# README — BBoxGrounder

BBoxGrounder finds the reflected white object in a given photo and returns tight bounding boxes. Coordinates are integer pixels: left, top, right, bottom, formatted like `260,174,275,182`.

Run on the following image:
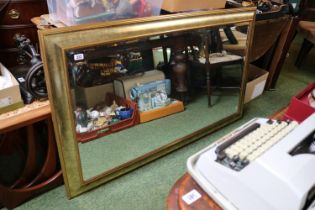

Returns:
187,113,315,210
76,124,89,133
104,107,112,116
199,53,242,64
76,121,94,133
89,110,100,119
152,48,171,67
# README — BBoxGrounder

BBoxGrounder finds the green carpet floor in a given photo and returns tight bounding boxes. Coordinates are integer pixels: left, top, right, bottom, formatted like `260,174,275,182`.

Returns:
12,35,315,210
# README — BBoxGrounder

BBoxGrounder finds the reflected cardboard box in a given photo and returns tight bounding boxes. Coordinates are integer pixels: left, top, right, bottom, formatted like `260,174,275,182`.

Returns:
113,70,165,100
0,63,23,114
244,64,269,104
283,82,315,123
72,83,114,108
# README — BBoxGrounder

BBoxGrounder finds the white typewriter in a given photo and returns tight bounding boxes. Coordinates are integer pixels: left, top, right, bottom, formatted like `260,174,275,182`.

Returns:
187,113,315,210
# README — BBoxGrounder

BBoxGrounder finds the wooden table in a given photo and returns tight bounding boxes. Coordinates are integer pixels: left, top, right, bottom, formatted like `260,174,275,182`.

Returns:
167,173,222,210
0,100,62,209
166,107,288,210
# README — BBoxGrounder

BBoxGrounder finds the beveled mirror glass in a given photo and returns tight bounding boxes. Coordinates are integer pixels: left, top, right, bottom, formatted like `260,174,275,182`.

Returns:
39,8,255,198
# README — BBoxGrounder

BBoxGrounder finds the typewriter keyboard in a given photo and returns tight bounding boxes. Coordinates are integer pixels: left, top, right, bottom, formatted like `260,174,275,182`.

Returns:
215,119,299,171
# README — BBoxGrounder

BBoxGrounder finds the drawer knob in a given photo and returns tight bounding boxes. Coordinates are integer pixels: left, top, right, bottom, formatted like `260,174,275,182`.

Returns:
8,9,20,20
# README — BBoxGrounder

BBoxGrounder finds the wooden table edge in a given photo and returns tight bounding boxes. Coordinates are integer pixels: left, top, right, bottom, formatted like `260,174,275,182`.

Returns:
0,103,51,133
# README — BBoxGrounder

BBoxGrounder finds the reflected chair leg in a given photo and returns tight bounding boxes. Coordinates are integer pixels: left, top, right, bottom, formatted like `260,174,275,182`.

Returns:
295,39,314,68
203,33,211,107
160,35,168,65
162,46,168,64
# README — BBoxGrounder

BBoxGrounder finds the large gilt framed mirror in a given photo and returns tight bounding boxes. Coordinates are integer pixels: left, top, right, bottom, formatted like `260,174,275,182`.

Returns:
39,8,255,198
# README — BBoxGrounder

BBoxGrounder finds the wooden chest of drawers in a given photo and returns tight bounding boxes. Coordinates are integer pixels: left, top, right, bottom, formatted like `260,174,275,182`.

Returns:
0,0,48,67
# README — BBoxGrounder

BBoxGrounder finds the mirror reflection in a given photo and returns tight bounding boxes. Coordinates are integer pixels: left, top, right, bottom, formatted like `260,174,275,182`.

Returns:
66,24,249,180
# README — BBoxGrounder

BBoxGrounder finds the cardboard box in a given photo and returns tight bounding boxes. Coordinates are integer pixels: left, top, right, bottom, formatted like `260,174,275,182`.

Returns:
140,100,184,123
162,0,226,12
72,83,114,108
0,63,23,114
113,70,165,100
244,64,269,104
283,82,315,123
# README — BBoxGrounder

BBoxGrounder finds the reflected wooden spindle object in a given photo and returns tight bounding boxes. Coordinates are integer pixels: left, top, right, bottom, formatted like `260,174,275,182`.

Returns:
203,33,212,107
172,53,188,102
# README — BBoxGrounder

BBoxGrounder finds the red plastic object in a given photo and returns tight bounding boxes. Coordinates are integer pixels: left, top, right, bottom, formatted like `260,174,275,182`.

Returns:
283,82,315,123
77,93,140,143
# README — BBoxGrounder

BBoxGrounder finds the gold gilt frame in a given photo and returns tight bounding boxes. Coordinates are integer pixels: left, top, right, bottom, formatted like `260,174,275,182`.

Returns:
39,8,255,198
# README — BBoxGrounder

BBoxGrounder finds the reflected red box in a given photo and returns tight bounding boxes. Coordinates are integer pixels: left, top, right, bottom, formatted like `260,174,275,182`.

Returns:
283,82,315,123
77,93,140,143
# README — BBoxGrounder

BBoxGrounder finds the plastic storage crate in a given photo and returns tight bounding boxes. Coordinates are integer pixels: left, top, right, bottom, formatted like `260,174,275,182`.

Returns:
47,0,163,26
